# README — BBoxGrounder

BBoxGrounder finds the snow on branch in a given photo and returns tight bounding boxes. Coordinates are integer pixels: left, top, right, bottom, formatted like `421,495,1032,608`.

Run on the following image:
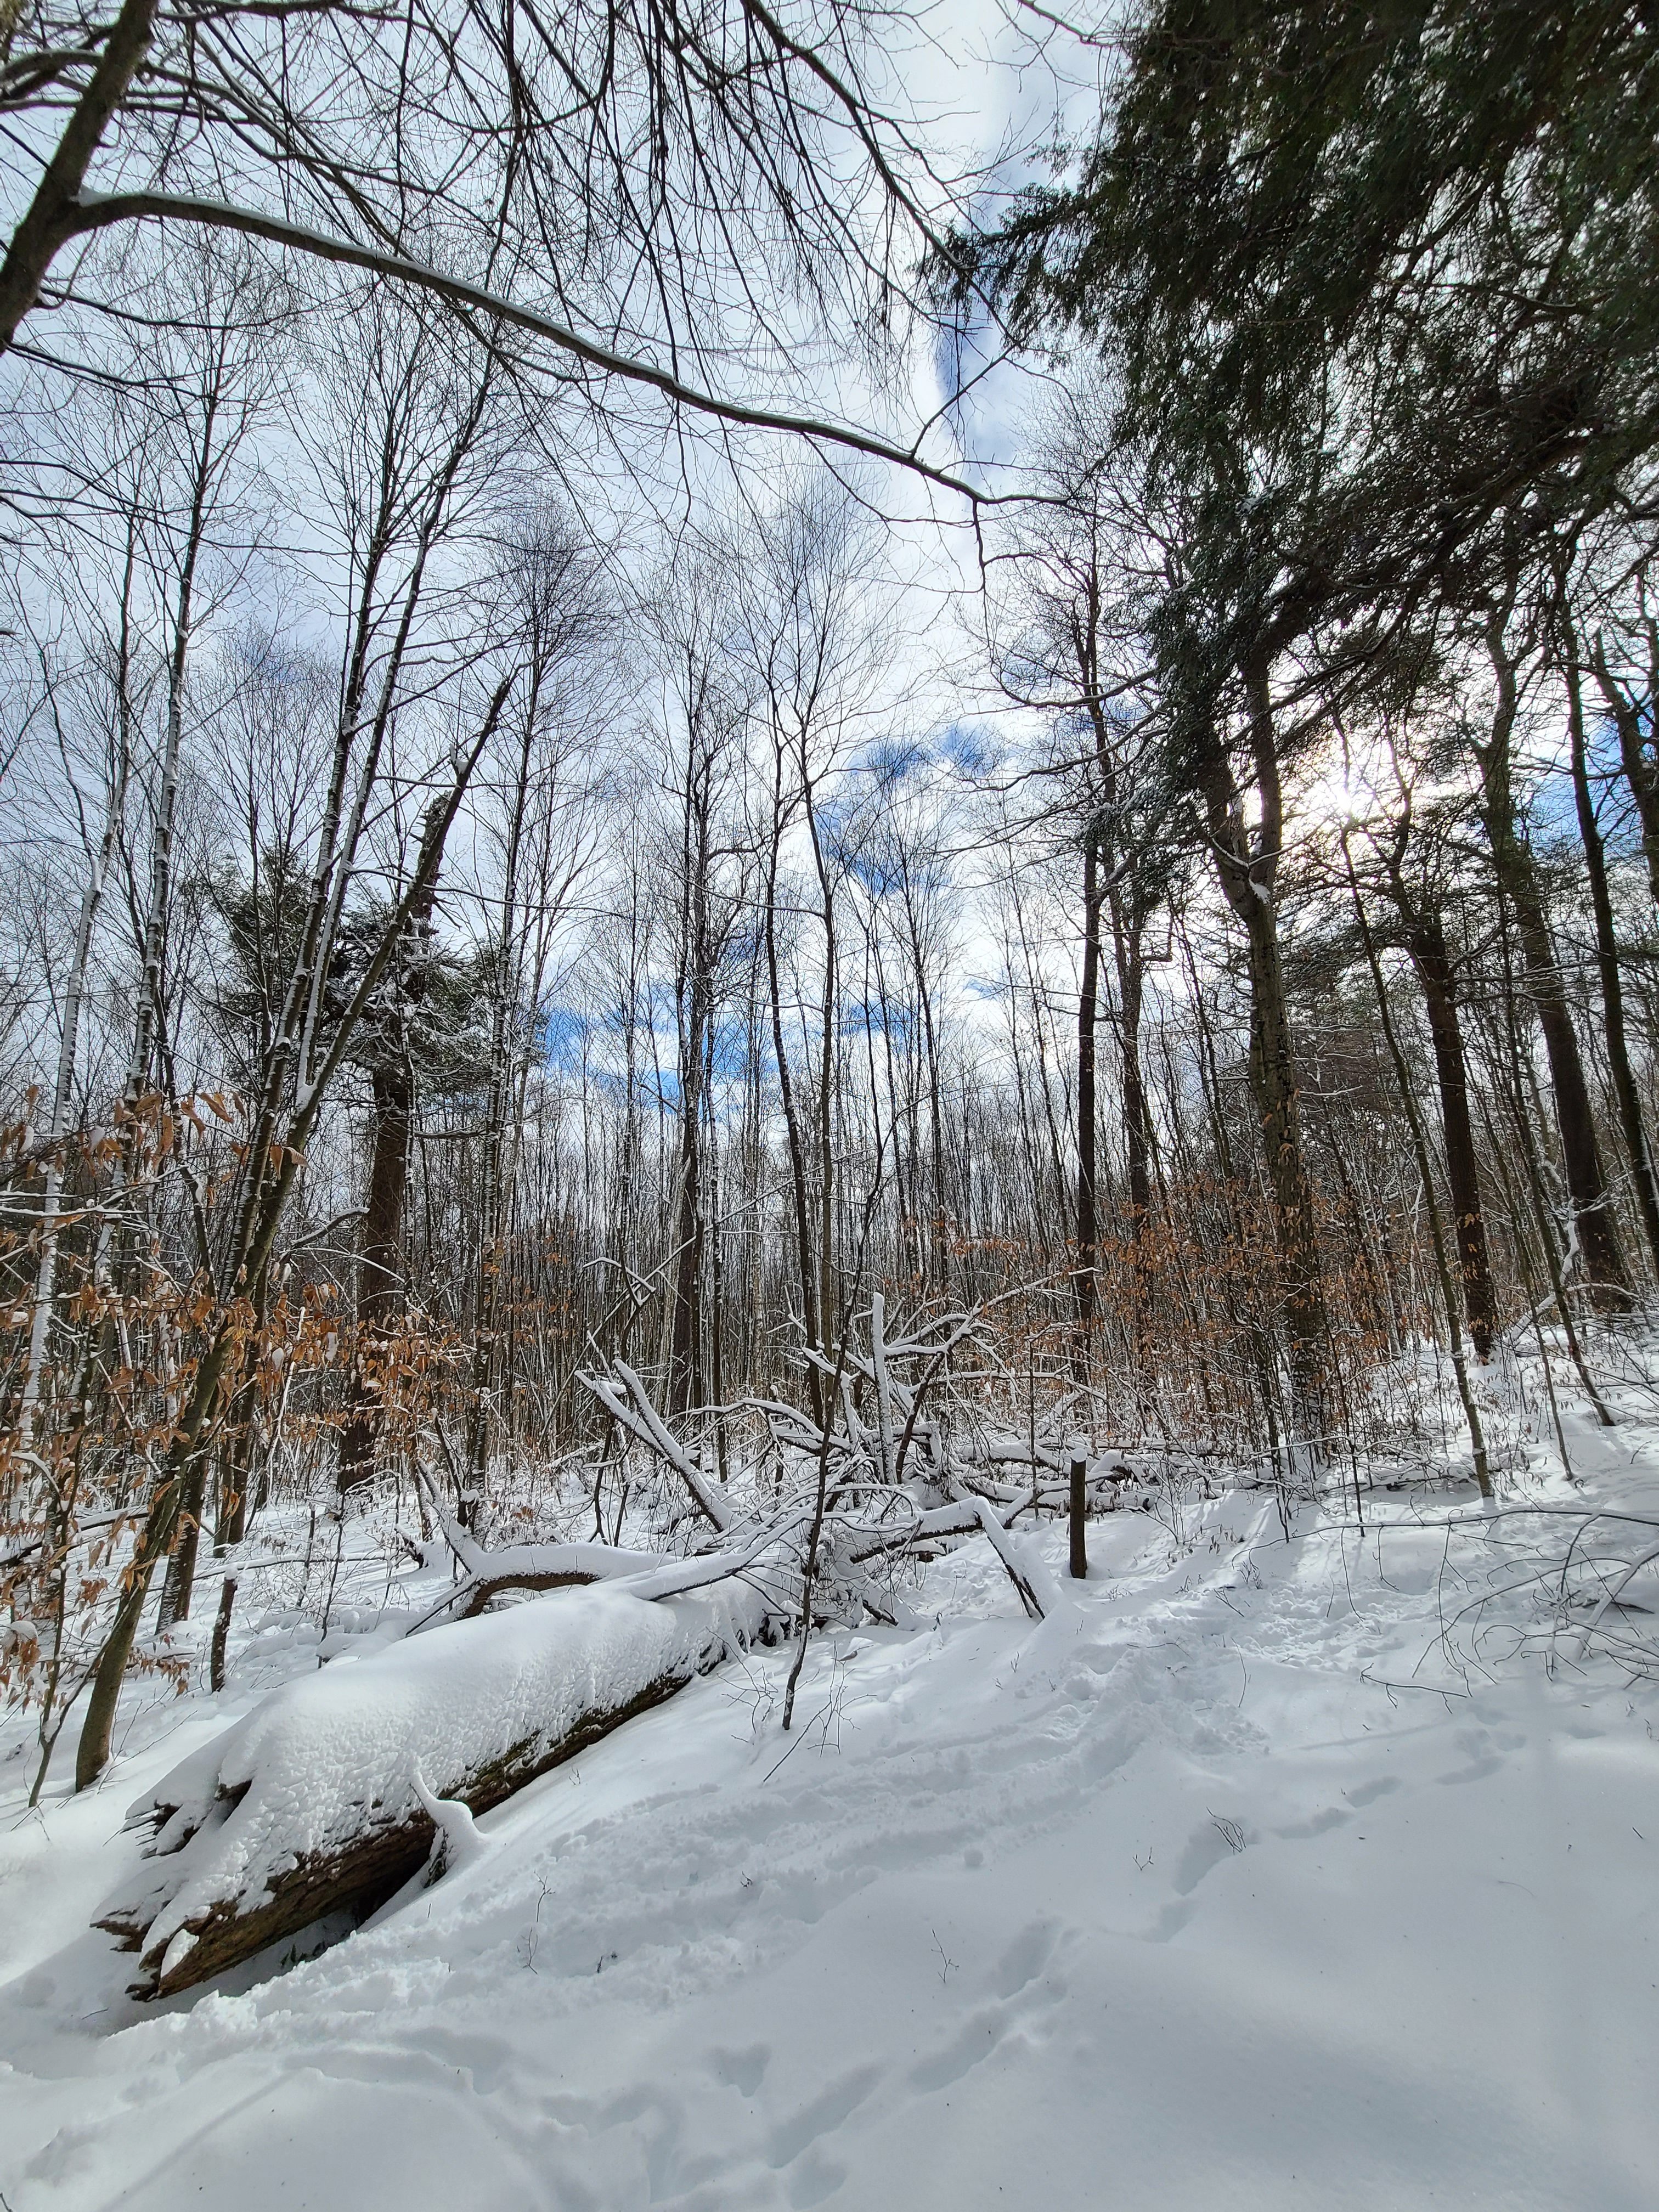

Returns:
579,1361,737,1532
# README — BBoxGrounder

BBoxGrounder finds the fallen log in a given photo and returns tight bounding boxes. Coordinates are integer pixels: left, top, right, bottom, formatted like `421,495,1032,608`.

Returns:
95,1577,769,2000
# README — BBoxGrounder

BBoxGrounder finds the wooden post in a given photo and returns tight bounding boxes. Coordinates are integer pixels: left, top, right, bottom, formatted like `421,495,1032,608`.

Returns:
1069,1453,1088,1581
210,1575,237,1694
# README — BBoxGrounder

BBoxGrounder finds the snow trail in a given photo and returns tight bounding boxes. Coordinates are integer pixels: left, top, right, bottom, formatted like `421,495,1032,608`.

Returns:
2,1480,1656,2209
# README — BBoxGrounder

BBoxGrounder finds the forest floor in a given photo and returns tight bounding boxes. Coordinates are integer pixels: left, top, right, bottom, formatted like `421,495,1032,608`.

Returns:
1,1415,1656,2209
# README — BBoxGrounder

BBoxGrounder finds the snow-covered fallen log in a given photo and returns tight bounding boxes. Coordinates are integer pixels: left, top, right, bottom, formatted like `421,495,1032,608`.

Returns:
95,1578,769,2000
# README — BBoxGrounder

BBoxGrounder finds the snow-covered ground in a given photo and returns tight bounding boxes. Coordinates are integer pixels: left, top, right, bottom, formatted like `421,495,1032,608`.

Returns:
3,1426,1657,2210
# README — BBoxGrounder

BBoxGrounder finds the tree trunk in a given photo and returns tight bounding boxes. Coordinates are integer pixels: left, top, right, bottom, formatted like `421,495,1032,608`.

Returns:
668,736,718,1416
1592,635,1659,907
1481,612,1630,1312
1111,904,1152,1233
668,974,707,1414
155,1449,207,1629
468,705,535,1488
764,758,820,1415
1396,911,1497,1361
0,0,159,355
77,697,509,1792
341,802,450,1498
18,682,129,1440
1348,856,1492,1495
338,1056,415,1495
1566,654,1659,1277
1239,872,1325,1438
1074,831,1103,1366
1199,675,1327,1455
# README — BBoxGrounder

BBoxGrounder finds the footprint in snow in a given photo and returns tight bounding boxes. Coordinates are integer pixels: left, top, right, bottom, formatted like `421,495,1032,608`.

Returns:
909,1922,1069,2094
1273,1805,1351,1841
787,2146,849,2209
710,2042,770,2097
1434,1753,1505,1786
992,1915,1059,1998
1171,1816,1251,1897
1345,1775,1401,1808
766,2063,881,2169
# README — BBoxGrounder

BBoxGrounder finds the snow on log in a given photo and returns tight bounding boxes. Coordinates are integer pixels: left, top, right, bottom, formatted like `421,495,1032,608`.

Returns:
95,1578,768,2000
432,1534,667,1620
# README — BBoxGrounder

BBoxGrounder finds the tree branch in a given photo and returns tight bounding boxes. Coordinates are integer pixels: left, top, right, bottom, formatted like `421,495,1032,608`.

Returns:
61,187,986,503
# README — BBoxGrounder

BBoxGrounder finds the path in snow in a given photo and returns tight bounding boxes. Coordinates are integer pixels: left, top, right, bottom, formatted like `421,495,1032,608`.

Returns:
1,1476,1656,2210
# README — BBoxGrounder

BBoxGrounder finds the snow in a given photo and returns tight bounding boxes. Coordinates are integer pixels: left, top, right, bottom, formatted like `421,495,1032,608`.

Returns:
3,1460,1658,2209
97,1577,770,1980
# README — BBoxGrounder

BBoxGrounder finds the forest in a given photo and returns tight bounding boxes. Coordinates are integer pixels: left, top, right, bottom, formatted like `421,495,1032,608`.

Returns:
1,3,1657,2204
